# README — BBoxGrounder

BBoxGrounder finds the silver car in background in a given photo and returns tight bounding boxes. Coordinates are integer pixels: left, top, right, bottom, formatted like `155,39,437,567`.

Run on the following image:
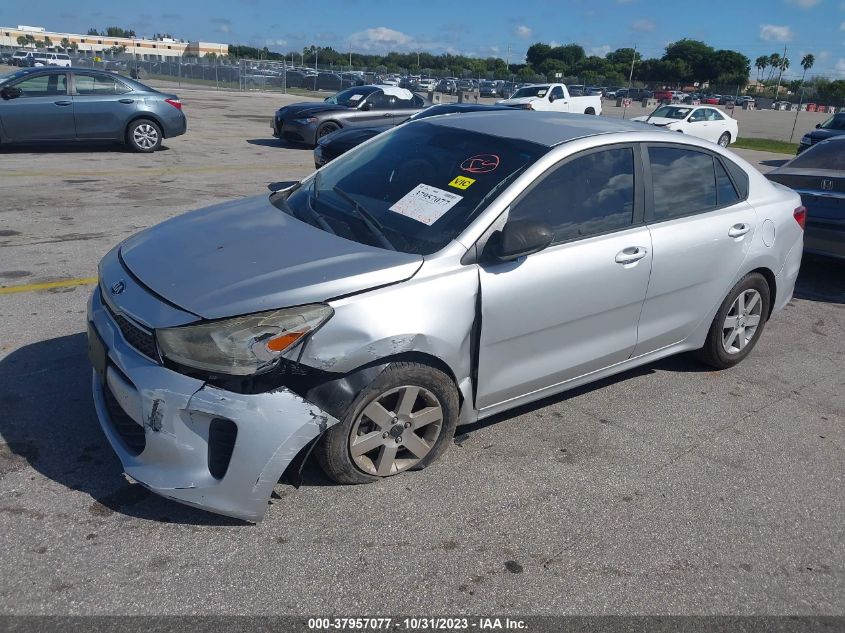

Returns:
88,112,804,521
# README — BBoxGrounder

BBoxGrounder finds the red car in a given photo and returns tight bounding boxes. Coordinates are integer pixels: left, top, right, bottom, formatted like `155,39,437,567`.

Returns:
652,90,675,102
702,96,721,105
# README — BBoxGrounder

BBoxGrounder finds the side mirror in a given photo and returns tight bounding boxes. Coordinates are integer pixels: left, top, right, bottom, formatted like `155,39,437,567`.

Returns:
548,93,556,103
490,220,554,262
815,123,821,129
360,101,372,111
1,86,22,100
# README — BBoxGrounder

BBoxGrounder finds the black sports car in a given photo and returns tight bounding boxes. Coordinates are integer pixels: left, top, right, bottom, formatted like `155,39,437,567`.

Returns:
272,85,426,147
797,112,845,154
313,103,513,168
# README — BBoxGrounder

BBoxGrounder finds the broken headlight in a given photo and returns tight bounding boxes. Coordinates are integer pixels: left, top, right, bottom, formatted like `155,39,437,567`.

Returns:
156,304,333,376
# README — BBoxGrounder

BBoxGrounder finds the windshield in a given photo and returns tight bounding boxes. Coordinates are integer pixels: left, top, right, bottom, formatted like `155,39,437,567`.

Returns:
789,140,845,170
273,121,549,255
323,87,376,107
510,85,550,99
819,113,845,131
651,106,692,119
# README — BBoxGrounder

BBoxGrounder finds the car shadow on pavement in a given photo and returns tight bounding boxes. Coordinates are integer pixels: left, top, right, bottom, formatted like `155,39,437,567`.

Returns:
794,255,845,304
0,142,170,154
246,138,311,150
0,332,245,526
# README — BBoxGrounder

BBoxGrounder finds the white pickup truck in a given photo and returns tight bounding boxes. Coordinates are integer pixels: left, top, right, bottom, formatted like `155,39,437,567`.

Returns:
496,83,602,115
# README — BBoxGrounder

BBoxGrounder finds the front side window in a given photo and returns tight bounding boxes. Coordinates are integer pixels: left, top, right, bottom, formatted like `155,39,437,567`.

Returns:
11,73,67,97
649,147,717,221
550,86,565,100
364,91,394,109
510,147,636,244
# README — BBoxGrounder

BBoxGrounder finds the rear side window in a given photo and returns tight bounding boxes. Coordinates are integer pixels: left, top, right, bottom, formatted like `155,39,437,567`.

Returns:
74,73,132,95
715,160,740,206
649,147,717,220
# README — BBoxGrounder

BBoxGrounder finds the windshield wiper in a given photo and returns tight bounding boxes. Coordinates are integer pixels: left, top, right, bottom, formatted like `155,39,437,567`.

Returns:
332,186,396,251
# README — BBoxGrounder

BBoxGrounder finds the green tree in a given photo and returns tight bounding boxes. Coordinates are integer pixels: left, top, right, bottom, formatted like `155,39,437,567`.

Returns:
767,53,781,82
525,43,552,68
606,47,640,67
87,28,100,36
16,35,29,47
43,36,53,47
754,55,768,81
800,54,814,84
60,37,71,51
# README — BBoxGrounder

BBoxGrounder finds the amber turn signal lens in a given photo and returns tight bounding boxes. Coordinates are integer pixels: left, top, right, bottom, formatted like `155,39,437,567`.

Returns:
265,331,306,352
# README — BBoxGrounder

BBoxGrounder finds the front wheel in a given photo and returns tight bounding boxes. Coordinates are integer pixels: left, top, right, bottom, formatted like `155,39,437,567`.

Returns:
315,121,339,143
696,273,770,369
315,362,459,484
718,132,731,147
126,118,162,152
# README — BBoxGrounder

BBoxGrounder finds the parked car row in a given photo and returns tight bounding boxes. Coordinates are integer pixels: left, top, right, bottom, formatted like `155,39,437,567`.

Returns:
9,50,72,68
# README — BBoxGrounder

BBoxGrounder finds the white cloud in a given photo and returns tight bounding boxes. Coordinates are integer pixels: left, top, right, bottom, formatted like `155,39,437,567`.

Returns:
589,44,612,57
348,27,413,52
836,58,845,76
632,19,656,32
210,18,232,34
759,24,794,41
513,24,533,39
785,0,821,7
265,38,287,47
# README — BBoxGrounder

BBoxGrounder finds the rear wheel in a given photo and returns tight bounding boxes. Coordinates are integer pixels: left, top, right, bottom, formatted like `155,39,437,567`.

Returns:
126,118,162,152
585,107,596,115
696,273,770,369
315,362,459,484
718,132,731,147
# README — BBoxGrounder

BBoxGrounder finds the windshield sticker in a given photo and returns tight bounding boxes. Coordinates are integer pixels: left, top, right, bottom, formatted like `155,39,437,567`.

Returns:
536,90,547,97
348,94,363,101
389,184,463,226
460,154,500,174
448,175,476,190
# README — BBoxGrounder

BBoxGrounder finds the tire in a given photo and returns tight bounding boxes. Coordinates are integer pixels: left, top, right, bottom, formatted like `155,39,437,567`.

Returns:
585,107,596,115
695,272,771,369
315,122,339,144
718,132,731,147
126,118,162,152
315,362,459,484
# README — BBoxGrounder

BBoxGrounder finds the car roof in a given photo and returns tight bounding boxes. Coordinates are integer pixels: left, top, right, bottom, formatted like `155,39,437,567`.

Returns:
422,110,647,147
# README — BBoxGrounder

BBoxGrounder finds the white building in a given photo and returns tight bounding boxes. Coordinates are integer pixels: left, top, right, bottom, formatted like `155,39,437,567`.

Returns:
1,24,228,60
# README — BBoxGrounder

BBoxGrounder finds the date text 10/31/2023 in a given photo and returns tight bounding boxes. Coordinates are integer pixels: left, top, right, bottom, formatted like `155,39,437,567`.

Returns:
306,617,528,630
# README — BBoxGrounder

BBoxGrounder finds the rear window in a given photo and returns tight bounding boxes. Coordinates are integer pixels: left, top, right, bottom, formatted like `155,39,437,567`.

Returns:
789,141,845,170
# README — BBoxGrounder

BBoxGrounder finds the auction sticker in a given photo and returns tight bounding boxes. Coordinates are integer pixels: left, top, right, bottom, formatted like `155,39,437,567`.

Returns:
448,175,475,190
389,184,462,226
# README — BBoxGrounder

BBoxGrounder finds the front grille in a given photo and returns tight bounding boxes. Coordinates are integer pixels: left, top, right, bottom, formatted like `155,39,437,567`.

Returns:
104,301,159,361
208,418,238,479
103,381,146,456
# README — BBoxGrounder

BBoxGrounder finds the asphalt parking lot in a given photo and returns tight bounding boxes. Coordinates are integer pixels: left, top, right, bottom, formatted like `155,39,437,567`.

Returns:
0,83,843,616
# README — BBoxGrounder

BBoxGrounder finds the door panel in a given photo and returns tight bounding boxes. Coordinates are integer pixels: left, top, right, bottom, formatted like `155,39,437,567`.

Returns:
71,72,135,140
477,228,653,408
0,73,73,141
633,145,758,356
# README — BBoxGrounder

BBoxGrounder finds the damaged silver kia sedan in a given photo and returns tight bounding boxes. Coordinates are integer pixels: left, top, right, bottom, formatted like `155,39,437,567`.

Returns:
88,111,804,521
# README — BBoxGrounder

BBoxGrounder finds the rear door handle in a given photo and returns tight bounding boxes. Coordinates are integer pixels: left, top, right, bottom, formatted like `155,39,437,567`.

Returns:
54,100,72,106
728,223,751,238
118,98,134,104
615,246,648,265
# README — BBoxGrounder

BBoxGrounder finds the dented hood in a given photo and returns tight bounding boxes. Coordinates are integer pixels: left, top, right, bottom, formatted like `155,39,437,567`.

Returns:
120,194,423,320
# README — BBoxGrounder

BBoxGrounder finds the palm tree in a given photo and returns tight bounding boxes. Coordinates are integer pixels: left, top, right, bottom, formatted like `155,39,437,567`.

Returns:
800,54,815,84
60,37,71,51
768,53,781,82
775,57,790,97
755,55,768,82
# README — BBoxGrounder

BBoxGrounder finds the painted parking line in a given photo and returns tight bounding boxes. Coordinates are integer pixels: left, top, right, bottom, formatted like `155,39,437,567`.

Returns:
0,277,97,295
0,163,281,179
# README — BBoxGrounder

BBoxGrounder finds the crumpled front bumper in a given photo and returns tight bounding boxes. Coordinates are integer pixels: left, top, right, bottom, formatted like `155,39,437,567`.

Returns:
88,286,338,522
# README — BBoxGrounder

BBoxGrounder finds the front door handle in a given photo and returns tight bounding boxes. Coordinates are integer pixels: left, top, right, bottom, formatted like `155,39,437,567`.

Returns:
54,100,72,106
118,98,134,104
728,223,751,238
615,246,648,265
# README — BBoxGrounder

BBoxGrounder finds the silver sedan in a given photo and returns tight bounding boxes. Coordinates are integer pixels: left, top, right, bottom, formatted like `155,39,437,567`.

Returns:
88,111,804,520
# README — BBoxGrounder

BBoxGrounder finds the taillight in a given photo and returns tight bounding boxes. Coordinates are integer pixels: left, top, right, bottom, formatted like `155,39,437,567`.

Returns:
165,98,182,110
793,206,806,230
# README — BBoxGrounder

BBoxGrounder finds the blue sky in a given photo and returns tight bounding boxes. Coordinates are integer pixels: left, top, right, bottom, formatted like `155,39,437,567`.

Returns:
5,0,845,78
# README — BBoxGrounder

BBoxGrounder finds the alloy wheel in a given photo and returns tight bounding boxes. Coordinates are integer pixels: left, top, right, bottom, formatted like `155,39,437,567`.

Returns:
722,289,763,354
133,124,158,149
349,385,443,477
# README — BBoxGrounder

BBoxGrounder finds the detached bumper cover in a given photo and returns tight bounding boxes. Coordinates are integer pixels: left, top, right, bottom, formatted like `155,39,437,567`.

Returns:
88,286,338,522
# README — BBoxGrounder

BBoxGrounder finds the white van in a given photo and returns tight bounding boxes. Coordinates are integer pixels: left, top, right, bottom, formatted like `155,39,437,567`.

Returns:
44,52,72,67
